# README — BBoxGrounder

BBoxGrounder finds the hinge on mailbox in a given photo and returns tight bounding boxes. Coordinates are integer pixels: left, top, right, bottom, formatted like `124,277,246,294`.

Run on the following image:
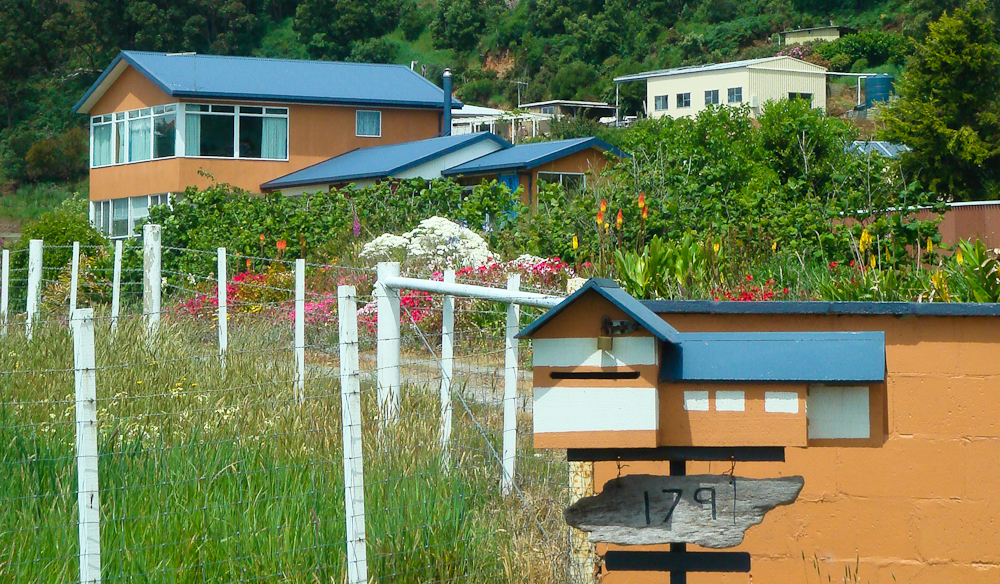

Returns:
599,315,639,350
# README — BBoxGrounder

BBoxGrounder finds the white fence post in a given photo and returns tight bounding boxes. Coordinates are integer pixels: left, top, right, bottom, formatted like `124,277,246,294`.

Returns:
501,273,520,496
26,239,42,340
72,308,101,584
294,258,305,405
110,241,122,334
69,241,80,318
338,285,368,584
217,247,228,372
1,249,9,336
375,262,401,426
440,269,455,469
142,224,161,335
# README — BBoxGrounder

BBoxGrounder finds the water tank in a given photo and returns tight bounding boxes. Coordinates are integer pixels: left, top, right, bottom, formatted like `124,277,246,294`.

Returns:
865,74,894,109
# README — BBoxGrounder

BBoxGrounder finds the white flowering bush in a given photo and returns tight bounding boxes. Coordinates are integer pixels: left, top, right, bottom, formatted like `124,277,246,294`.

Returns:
359,233,410,262
360,216,494,268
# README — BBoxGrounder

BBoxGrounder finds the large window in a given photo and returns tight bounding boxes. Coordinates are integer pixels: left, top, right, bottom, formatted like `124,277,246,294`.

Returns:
356,110,381,137
728,87,743,103
185,104,288,159
92,105,177,167
705,90,720,105
789,92,813,106
538,171,586,192
676,93,691,108
92,194,170,238
654,95,669,111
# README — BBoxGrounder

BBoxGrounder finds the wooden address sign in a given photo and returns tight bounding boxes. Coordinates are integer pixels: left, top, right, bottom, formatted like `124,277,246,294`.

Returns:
565,474,804,549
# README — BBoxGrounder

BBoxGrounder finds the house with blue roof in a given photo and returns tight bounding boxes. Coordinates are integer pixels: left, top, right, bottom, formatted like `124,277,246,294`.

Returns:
76,51,459,237
262,134,627,208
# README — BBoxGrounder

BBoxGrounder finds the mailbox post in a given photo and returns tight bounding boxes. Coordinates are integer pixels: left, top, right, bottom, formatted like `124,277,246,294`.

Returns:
517,279,886,581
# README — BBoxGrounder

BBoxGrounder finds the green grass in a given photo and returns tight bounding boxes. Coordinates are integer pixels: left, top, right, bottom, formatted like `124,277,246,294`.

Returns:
0,307,566,583
0,180,87,229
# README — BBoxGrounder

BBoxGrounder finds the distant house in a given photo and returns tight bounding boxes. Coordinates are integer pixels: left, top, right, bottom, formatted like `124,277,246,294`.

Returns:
263,134,627,209
75,51,458,237
614,56,828,119
778,25,857,46
847,141,910,159
518,100,615,120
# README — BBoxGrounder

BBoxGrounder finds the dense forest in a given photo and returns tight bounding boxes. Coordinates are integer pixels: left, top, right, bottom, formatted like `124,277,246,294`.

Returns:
0,0,997,192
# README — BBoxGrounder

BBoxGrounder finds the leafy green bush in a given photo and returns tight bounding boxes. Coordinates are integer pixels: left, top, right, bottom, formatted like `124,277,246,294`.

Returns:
25,127,88,182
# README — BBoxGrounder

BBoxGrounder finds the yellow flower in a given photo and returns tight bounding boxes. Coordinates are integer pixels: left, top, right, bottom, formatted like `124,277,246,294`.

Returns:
957,250,964,265
859,229,873,255
572,236,579,250
713,242,720,254
136,380,142,385
927,238,933,253
771,241,777,253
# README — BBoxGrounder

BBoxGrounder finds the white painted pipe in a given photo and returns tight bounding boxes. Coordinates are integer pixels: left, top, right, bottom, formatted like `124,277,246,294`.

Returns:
26,239,42,340
69,242,80,318
380,276,562,309
501,273,521,496
110,240,122,334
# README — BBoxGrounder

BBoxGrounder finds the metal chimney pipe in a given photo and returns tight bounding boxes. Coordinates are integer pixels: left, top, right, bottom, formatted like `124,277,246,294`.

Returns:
442,68,452,136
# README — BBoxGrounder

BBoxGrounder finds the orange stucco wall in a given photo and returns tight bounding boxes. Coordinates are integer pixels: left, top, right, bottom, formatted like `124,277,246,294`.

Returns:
583,311,1000,583
87,65,442,201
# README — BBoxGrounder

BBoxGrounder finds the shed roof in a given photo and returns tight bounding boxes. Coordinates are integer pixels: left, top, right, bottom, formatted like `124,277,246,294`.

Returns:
613,56,826,83
75,51,461,114
847,141,910,159
519,100,613,109
442,137,625,175
261,132,510,190
779,25,858,36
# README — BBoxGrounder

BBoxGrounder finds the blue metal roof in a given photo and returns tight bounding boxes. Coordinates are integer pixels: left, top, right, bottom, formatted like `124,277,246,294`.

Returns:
847,141,910,159
261,132,511,190
661,331,886,383
517,278,683,344
442,137,627,175
75,51,462,113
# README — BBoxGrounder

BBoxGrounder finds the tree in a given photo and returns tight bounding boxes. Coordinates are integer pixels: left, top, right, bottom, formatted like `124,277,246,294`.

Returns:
881,0,1000,200
431,0,496,52
294,0,399,60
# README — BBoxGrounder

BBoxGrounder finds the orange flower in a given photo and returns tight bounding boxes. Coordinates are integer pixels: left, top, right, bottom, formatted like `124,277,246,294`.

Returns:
246,258,252,268
638,192,645,209
600,198,607,213
595,210,605,226
276,240,287,251
259,233,265,242
641,205,648,220
616,209,623,229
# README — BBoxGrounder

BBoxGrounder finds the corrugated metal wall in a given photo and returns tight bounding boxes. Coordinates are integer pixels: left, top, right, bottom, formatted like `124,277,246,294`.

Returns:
749,68,828,111
914,201,1000,248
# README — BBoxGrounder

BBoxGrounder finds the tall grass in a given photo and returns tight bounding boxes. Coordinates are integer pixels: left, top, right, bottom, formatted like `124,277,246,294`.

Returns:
0,180,86,227
0,308,567,583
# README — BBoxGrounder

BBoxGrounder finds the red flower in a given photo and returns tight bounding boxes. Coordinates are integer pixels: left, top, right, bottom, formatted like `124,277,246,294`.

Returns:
259,233,265,242
745,274,753,281
829,261,838,268
849,260,856,267
782,287,789,295
276,240,287,251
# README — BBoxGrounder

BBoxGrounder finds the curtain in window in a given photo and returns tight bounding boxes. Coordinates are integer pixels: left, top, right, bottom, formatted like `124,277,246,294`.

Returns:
93,125,113,166
129,117,152,162
185,113,201,156
261,117,287,159
356,111,380,136
115,121,127,163
112,198,129,238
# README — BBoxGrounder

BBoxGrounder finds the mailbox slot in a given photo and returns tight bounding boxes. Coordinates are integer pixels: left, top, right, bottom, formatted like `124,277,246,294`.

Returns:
550,371,642,381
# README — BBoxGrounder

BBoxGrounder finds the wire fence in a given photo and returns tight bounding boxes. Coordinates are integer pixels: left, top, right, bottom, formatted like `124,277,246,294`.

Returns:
0,233,574,584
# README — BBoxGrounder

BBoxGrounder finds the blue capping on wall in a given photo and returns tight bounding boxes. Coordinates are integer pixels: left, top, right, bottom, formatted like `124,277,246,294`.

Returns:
644,299,1000,317
661,331,886,383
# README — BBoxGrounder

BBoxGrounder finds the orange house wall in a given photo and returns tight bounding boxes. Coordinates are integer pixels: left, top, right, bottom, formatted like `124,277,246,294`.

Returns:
580,312,1000,584
88,65,441,201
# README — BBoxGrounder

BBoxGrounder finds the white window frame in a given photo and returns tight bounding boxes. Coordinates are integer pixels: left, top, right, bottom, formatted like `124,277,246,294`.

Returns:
184,104,289,160
676,93,691,108
90,105,179,168
728,87,743,104
537,171,586,191
705,89,720,106
654,95,669,111
90,194,171,239
355,110,382,138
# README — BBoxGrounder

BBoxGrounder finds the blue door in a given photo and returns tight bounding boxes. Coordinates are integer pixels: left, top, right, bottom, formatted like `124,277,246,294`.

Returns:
499,173,519,192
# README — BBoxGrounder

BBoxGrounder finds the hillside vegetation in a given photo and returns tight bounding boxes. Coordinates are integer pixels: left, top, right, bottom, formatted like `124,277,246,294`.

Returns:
0,0,997,202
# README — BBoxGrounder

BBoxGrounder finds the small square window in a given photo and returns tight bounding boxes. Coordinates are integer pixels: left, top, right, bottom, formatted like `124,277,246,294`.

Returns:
654,95,669,111
705,89,719,105
676,93,691,108
356,110,381,137
728,87,743,103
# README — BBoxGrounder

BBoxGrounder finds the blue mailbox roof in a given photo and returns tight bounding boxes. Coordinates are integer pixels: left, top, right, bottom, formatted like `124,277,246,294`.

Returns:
261,132,511,190
442,137,627,175
75,51,462,113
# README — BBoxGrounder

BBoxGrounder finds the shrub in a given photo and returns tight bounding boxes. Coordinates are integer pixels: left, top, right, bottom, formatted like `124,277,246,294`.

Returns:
24,127,88,182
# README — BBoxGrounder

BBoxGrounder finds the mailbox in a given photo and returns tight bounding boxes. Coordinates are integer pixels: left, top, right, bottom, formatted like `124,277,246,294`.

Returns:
518,279,886,450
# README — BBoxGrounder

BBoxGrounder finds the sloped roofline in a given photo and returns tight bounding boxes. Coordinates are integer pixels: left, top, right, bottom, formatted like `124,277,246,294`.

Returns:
613,56,826,83
260,132,512,190
74,51,460,114
516,278,682,344
441,137,628,176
